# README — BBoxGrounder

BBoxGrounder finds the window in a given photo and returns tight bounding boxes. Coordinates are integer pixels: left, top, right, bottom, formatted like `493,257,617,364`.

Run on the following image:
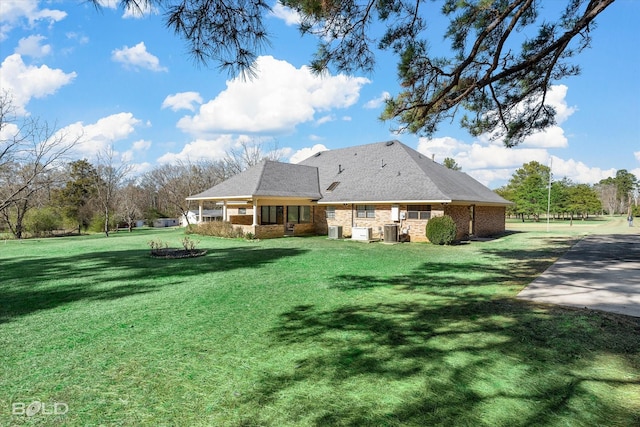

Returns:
238,208,246,215
326,206,335,219
407,205,431,220
261,206,283,224
287,206,312,224
356,205,375,218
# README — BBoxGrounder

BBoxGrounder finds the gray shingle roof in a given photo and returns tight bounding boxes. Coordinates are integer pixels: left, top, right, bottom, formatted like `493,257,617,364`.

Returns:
188,140,510,206
187,160,322,200
298,140,510,205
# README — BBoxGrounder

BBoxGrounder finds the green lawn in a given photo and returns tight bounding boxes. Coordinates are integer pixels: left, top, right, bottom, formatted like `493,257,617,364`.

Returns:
1,226,638,426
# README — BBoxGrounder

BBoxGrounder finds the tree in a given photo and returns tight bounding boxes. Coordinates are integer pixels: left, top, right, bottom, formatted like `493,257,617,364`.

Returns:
95,146,132,237
92,0,615,145
442,157,461,171
566,183,601,220
222,139,285,175
144,160,226,227
597,170,638,215
505,161,550,221
0,94,78,238
595,180,617,215
116,180,144,232
55,159,99,233
613,169,638,215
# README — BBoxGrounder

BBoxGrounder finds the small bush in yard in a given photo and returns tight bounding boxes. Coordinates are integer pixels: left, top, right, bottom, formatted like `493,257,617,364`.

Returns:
426,215,457,245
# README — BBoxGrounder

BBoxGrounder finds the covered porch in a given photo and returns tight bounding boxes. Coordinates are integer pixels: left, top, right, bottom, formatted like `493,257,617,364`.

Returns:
189,196,320,239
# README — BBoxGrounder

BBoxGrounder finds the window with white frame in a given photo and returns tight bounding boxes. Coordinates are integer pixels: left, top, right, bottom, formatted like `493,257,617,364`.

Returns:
356,205,375,218
326,206,336,219
407,205,431,220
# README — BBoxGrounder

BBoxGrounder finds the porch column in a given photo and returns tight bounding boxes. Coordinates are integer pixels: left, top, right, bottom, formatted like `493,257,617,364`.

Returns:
198,202,203,224
252,199,258,226
223,202,227,222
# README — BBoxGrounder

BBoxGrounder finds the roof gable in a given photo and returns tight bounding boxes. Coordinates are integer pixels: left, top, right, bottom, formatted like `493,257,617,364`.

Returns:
299,140,510,205
188,160,322,200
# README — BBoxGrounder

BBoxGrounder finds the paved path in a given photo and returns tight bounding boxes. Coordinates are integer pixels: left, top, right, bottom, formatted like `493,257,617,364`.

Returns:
517,233,640,317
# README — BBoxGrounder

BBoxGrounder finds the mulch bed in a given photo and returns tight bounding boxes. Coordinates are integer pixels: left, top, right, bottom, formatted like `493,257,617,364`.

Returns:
150,248,208,259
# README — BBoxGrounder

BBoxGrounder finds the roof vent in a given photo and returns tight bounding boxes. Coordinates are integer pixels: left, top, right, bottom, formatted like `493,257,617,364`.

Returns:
385,141,394,146
338,164,343,174
314,152,322,157
326,181,340,191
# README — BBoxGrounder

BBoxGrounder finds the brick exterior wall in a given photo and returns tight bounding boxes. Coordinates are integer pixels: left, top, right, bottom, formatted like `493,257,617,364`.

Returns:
231,203,505,241
444,205,472,241
229,215,252,225
473,205,506,237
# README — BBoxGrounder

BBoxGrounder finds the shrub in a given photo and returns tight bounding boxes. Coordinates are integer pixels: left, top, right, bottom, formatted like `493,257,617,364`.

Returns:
193,221,244,238
88,214,118,233
25,207,63,237
181,236,200,251
425,215,457,245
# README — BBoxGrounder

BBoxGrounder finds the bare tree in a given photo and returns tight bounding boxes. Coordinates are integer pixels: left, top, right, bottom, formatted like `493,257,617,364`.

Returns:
95,146,133,237
146,160,227,227
594,183,617,215
223,139,285,175
0,95,79,238
116,180,144,232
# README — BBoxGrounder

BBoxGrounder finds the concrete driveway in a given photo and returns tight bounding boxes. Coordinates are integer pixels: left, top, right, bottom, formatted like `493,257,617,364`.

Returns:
517,233,640,317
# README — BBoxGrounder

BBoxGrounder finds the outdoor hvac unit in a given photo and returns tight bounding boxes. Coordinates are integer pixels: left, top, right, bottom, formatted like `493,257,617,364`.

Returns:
351,227,372,241
384,224,399,242
328,226,343,239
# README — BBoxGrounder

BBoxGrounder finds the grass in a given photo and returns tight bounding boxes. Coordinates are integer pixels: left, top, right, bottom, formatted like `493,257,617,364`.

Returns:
0,223,638,426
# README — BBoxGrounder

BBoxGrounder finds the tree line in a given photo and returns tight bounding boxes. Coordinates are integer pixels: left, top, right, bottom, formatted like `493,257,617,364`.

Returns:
494,161,639,221
0,95,281,238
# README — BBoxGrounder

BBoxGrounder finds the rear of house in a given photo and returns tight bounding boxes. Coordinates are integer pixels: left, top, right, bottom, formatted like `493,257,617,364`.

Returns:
187,140,511,242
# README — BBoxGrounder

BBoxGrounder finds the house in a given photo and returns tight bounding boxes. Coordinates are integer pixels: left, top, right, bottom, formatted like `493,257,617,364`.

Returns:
153,218,179,228
180,209,224,227
186,140,512,242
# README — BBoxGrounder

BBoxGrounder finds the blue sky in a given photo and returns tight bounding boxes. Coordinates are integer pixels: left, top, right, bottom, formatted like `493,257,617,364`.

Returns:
1,0,638,189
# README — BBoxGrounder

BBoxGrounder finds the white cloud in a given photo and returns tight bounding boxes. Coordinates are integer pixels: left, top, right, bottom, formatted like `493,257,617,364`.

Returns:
162,92,203,112
363,91,390,109
411,84,605,187
269,3,302,26
132,139,152,151
634,151,640,163
177,56,370,137
416,134,618,187
0,122,20,140
157,135,237,164
66,32,89,45
0,0,66,41
97,0,156,18
15,34,51,58
290,144,328,164
121,139,152,162
316,115,334,125
549,157,616,184
111,42,167,72
520,125,568,148
59,112,141,159
546,85,576,124
309,134,324,141
0,53,76,115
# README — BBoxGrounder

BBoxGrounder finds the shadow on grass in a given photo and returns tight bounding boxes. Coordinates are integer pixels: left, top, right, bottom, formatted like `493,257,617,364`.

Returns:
239,252,640,426
0,246,307,323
